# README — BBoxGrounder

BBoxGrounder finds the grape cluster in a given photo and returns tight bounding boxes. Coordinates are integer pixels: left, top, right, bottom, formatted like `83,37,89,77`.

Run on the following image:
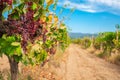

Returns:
0,1,62,55
0,1,49,53
4,1,44,53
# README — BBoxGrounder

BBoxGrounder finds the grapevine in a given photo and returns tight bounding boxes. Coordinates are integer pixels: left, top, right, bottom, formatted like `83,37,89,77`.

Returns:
0,0,69,80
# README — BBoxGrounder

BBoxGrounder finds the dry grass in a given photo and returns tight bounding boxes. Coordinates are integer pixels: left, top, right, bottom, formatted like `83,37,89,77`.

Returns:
0,69,10,80
87,47,120,65
20,65,57,80
87,47,96,54
108,54,120,65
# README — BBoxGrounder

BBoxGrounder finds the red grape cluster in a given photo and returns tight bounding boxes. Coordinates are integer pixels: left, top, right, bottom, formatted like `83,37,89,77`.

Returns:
4,1,44,53
0,1,53,54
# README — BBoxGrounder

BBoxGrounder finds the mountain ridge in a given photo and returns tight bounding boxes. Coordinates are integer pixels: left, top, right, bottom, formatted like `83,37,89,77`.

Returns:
69,32,98,39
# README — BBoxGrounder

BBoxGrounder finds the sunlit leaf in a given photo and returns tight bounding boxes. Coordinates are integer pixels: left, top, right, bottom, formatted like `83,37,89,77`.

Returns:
48,14,53,22
33,11,40,20
54,16,58,22
41,16,46,22
23,7,26,14
32,44,41,51
11,42,20,46
46,0,54,5
32,2,37,10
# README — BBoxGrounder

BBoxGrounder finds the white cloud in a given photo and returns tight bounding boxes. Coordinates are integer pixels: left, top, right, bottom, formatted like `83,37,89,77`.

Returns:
89,0,120,8
58,0,120,15
88,0,120,15
58,0,99,13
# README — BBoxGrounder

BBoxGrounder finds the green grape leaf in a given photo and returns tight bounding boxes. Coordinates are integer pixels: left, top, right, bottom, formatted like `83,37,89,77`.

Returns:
23,7,26,14
33,11,40,20
46,17,49,22
32,2,37,10
9,11,20,20
14,55,22,62
18,3,25,9
40,50,47,61
39,0,44,5
15,47,22,56
11,42,20,46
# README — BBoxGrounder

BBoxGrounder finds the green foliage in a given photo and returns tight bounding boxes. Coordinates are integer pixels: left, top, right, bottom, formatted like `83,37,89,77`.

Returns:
71,37,91,49
58,25,70,50
71,38,81,44
71,31,120,61
81,37,91,49
94,32,120,59
31,2,37,10
0,35,22,57
0,0,69,66
94,32,115,50
0,0,69,80
0,2,69,80
113,31,120,50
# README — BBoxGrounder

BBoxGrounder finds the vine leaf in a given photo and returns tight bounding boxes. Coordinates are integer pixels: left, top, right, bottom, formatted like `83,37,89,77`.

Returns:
32,2,37,10
46,0,54,5
11,42,20,46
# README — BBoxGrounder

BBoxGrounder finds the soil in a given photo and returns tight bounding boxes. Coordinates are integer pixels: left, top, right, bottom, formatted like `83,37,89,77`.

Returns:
51,44,120,80
0,44,120,80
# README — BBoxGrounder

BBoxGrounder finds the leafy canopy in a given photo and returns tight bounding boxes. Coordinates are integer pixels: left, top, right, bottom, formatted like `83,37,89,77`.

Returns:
0,0,69,65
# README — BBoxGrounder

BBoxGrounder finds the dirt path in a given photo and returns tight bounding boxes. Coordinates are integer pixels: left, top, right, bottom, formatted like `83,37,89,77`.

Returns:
53,44,120,80
0,44,120,80
0,55,9,70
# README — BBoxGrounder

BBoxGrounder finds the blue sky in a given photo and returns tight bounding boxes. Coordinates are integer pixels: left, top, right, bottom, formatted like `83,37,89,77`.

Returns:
53,0,120,33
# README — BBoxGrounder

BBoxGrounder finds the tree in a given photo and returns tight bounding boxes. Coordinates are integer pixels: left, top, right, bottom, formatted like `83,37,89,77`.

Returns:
0,0,69,80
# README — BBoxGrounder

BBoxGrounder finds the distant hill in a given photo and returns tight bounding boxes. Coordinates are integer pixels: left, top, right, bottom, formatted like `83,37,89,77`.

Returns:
69,32,98,39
